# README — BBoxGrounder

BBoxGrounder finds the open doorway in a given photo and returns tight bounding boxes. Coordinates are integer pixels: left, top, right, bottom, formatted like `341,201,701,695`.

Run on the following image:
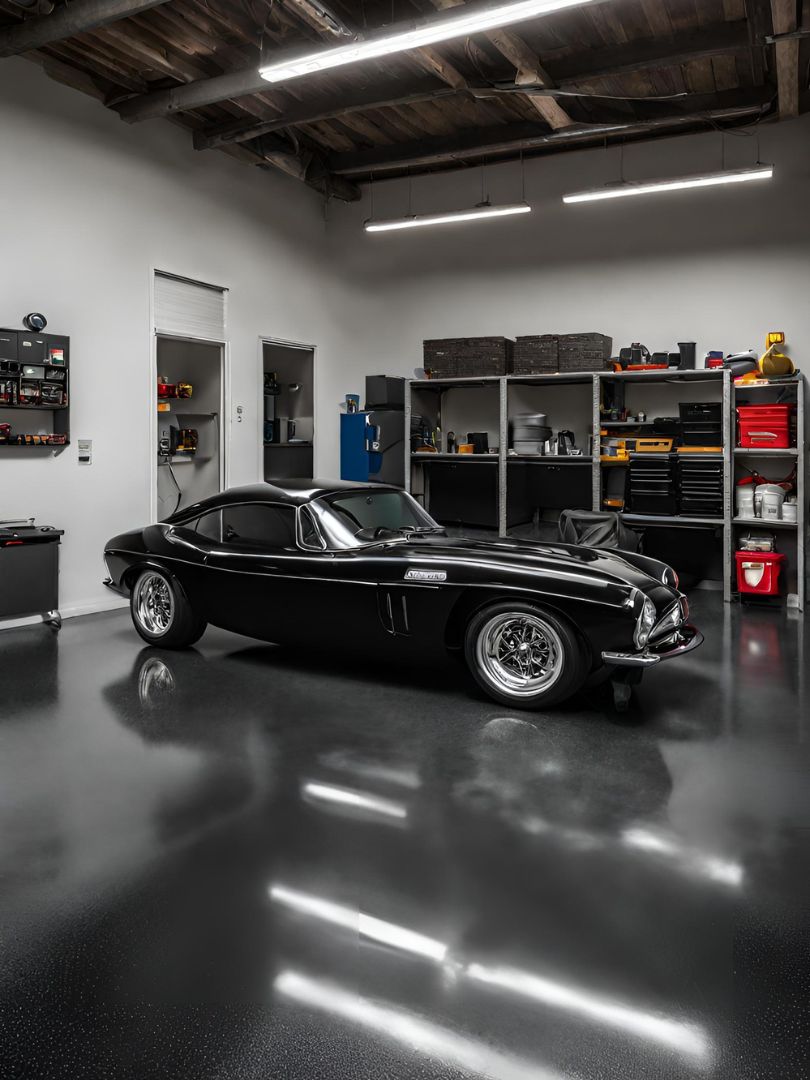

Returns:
156,336,224,519
262,340,315,481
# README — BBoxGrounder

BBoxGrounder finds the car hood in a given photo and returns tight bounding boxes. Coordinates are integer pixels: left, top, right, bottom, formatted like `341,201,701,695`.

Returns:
393,535,671,598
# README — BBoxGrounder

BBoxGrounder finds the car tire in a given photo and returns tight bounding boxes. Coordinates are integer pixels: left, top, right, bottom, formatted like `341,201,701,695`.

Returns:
130,568,206,649
464,602,588,708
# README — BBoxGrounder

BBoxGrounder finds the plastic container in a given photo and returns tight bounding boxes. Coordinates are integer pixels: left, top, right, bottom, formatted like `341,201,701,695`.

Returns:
755,483,785,519
679,402,722,422
677,342,696,370
737,403,797,449
735,550,785,595
761,486,786,520
782,500,798,523
736,487,756,519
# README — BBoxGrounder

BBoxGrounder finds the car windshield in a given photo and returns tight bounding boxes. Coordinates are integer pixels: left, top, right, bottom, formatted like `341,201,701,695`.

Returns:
309,490,443,550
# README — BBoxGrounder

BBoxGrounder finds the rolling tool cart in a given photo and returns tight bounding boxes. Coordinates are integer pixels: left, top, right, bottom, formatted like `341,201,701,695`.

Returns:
0,521,64,629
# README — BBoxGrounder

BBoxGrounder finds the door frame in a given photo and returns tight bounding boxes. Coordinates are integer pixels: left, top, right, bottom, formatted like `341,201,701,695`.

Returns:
150,268,230,522
257,335,318,480
151,332,228,527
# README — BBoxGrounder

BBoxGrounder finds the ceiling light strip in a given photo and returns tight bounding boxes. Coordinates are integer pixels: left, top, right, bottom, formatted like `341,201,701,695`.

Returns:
365,202,531,232
563,165,774,204
260,0,595,83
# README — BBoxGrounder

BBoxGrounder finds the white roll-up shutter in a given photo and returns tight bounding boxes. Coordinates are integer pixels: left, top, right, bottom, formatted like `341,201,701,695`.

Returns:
154,271,227,341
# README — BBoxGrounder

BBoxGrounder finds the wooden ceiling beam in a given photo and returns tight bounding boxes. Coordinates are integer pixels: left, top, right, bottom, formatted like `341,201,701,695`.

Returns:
0,0,172,58
278,0,353,40
551,20,753,84
328,99,769,174
194,76,453,149
428,0,574,128
115,64,270,120
770,0,799,116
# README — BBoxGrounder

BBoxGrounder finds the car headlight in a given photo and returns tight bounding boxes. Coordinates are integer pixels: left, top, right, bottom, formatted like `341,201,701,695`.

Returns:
634,597,657,649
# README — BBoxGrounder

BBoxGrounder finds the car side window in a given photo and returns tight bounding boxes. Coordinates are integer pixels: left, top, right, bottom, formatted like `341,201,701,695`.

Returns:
195,509,222,542
299,506,324,550
220,504,297,550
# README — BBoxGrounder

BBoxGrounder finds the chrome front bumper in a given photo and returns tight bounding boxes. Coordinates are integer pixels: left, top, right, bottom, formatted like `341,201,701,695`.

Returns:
602,624,704,668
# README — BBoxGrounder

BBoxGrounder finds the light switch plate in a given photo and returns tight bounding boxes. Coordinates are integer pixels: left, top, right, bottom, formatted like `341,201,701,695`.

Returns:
78,439,92,465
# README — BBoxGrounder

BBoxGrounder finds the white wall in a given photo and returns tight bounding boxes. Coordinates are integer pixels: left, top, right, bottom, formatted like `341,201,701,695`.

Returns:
2,53,810,618
0,58,351,616
327,115,810,380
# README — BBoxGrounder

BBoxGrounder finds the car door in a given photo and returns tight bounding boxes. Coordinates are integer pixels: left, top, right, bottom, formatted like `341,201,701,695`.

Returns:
201,502,305,641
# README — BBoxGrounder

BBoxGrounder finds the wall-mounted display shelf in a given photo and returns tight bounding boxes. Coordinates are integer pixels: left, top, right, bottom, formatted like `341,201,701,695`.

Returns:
0,328,70,452
405,369,807,611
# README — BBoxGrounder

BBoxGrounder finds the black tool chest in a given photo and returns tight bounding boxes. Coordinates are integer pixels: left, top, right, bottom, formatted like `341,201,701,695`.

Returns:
629,453,724,517
679,457,724,517
629,455,680,515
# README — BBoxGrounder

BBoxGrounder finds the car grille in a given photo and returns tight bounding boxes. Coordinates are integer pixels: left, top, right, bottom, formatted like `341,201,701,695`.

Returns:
649,598,687,643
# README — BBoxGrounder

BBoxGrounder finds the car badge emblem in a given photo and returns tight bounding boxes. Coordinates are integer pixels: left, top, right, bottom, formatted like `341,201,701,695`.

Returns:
405,569,446,582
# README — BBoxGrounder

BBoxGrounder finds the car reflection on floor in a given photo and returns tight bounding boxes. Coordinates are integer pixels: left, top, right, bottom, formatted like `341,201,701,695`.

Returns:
95,646,731,1078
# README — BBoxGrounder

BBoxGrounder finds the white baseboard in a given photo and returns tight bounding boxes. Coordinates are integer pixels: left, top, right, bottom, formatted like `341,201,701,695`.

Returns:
0,596,127,632
61,597,129,619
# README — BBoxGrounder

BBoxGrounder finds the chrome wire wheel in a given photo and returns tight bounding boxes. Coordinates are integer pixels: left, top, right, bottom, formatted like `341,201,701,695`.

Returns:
133,572,175,637
475,611,565,699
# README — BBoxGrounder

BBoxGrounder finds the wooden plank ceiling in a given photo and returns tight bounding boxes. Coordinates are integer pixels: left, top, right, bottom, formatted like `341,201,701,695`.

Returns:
1,0,805,201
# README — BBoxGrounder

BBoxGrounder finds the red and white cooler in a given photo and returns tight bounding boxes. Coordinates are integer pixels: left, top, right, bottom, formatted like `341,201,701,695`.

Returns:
735,550,785,596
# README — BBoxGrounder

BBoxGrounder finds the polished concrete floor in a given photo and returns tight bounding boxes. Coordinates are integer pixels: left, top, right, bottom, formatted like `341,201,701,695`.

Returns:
0,595,808,1080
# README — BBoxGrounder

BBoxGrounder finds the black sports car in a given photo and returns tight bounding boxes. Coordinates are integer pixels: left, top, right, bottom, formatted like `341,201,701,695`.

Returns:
103,480,702,709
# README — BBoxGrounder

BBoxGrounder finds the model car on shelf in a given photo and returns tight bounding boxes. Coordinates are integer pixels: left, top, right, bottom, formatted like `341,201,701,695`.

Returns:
103,480,701,709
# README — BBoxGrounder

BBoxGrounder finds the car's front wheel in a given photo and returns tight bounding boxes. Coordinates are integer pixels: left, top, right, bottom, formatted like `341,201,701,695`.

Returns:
464,602,587,708
130,569,206,648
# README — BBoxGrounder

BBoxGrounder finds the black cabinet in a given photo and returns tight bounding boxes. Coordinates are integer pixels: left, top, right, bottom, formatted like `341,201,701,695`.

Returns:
424,460,499,527
508,459,592,525
0,526,63,624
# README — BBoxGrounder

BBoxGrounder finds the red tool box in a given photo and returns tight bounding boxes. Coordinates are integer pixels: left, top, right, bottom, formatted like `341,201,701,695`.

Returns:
735,550,785,596
736,403,796,449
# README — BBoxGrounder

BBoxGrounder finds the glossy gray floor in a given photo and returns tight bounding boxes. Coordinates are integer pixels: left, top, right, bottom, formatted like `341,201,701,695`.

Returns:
1,596,807,1080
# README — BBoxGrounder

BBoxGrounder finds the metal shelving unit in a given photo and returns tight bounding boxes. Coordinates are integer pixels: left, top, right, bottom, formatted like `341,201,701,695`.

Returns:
405,369,807,611
730,374,806,610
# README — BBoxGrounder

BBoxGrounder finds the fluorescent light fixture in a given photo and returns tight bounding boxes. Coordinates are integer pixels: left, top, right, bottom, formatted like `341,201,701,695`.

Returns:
269,884,448,961
563,164,773,204
365,202,531,233
260,0,594,83
301,780,408,820
465,963,711,1062
274,971,562,1080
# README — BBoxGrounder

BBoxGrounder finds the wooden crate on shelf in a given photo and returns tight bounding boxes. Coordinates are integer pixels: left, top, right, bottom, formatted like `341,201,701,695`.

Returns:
423,336,514,378
513,335,559,374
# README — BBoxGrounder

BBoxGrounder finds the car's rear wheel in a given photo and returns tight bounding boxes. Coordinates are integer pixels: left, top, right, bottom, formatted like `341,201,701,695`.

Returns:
464,602,587,708
130,569,206,649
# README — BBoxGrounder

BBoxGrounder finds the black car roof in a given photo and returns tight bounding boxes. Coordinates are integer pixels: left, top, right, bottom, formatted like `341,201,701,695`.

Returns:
167,478,398,522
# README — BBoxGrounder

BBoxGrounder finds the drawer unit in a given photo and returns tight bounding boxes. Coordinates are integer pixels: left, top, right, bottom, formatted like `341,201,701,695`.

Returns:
629,455,679,515
679,458,724,517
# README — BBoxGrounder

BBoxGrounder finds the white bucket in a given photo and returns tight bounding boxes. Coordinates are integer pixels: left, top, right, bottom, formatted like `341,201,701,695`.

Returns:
755,484,784,518
761,486,786,520
736,487,755,519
